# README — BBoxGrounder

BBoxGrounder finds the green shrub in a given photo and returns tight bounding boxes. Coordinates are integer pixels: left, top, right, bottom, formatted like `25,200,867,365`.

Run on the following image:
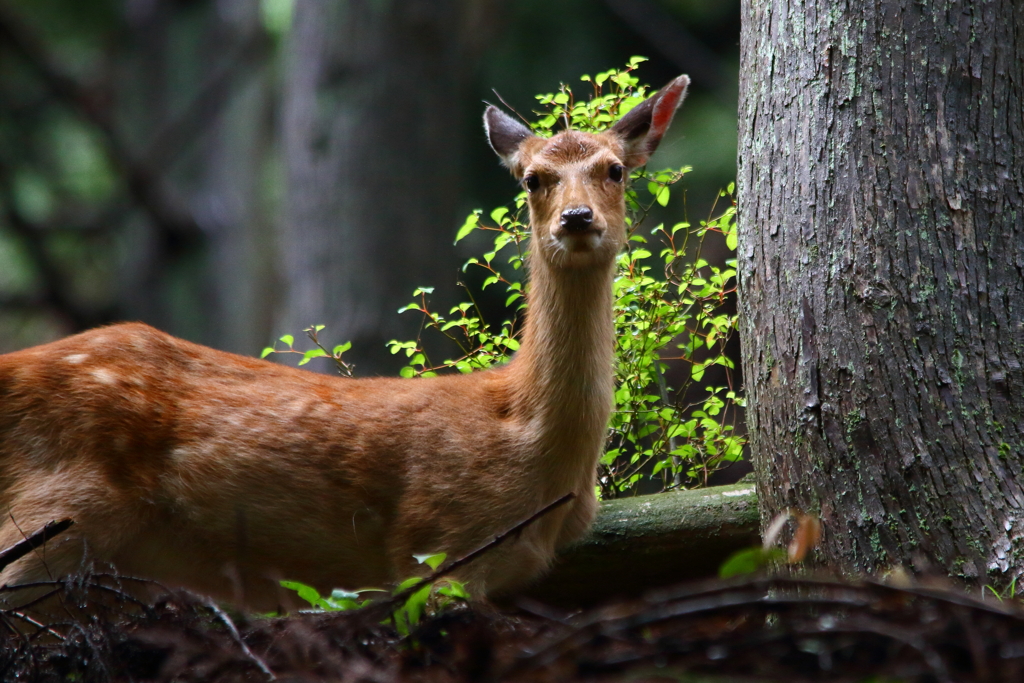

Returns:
269,59,746,497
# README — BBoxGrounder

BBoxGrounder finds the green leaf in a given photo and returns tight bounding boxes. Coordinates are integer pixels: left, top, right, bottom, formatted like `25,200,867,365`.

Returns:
456,212,480,243
414,552,447,570
692,363,705,381
396,584,432,636
279,334,294,347
490,206,509,224
437,580,470,600
280,580,326,609
655,185,670,207
333,341,352,355
617,95,644,117
299,348,328,365
260,347,275,359
718,547,786,578
399,367,416,378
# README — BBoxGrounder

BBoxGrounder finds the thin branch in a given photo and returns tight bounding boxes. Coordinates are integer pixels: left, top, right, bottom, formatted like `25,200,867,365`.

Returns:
205,600,277,681
487,90,532,128
373,492,576,614
0,519,74,573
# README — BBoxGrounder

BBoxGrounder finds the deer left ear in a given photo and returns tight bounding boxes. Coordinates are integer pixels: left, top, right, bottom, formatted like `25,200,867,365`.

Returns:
611,74,690,168
484,105,535,175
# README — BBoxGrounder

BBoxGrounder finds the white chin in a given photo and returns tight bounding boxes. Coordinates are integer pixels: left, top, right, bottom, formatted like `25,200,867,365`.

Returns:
556,231,603,253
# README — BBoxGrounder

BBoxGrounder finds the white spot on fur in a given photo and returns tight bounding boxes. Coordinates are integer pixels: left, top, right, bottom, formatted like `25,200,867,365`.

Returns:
65,353,89,365
90,368,118,385
169,446,196,465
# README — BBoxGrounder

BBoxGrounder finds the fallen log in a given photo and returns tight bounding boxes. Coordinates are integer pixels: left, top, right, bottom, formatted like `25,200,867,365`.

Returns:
523,482,760,607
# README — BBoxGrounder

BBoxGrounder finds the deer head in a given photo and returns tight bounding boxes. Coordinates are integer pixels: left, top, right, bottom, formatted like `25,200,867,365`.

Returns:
483,75,690,271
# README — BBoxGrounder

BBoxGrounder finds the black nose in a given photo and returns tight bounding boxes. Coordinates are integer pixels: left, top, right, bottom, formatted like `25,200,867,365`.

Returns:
560,206,594,232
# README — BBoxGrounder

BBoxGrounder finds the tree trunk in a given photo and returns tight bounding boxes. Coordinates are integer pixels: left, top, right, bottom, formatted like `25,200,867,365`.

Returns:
280,0,499,374
738,0,1024,585
194,4,278,356
117,0,276,353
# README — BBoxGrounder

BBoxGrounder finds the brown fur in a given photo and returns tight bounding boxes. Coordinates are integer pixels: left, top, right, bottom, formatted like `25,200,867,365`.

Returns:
0,76,689,611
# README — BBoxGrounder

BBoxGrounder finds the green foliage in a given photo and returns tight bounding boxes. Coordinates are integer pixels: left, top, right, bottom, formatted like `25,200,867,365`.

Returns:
270,60,745,496
532,56,652,135
278,580,381,612
279,552,470,638
605,190,744,495
262,325,355,376
984,577,1020,603
386,60,746,496
718,547,786,579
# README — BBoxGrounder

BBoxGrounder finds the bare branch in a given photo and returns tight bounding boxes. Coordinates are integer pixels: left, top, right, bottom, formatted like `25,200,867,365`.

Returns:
0,519,74,573
205,600,277,681
373,492,576,615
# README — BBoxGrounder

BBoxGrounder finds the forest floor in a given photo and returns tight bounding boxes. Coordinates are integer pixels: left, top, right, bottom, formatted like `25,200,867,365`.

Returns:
2,571,1023,682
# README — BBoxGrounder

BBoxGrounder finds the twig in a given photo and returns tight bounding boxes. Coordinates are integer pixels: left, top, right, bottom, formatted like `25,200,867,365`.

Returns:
2,588,63,616
206,600,276,681
4,610,64,640
375,492,576,614
0,519,74,573
488,90,532,128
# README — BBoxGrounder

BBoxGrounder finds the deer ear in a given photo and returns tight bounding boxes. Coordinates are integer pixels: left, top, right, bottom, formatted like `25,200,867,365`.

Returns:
484,106,534,174
611,74,690,168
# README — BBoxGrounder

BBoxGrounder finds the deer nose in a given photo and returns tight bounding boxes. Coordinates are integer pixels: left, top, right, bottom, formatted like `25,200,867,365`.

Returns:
560,206,594,232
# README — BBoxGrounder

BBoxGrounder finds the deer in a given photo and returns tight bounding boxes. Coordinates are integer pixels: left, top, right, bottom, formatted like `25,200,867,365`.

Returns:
0,75,689,612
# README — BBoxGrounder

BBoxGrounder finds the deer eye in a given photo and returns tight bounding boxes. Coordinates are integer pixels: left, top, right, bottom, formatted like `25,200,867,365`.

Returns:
608,164,625,183
523,174,540,193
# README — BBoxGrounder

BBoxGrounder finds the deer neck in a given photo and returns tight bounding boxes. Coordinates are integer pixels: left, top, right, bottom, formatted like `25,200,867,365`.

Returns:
506,256,617,471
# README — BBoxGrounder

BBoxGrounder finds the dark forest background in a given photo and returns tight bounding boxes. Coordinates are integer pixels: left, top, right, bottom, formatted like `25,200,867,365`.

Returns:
0,0,739,375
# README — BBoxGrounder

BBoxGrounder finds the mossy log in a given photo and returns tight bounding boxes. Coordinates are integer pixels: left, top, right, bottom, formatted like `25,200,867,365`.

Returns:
522,482,760,608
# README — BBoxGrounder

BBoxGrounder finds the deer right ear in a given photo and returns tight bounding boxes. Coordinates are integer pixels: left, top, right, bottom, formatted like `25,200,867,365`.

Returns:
611,74,690,168
484,106,534,174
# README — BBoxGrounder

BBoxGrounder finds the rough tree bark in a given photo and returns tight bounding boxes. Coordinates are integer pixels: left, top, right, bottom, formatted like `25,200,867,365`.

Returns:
738,0,1024,584
280,0,500,374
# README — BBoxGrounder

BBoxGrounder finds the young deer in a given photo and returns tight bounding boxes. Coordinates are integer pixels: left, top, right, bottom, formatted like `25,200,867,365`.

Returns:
0,76,689,611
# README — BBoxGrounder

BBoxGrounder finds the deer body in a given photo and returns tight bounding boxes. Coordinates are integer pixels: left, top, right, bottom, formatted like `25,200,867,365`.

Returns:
0,76,688,610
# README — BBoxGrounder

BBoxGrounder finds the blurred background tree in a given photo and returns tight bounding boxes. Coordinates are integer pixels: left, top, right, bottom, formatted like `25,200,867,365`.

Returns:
0,0,739,376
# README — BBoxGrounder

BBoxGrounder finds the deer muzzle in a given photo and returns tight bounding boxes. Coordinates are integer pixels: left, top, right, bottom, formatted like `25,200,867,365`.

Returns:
560,206,595,233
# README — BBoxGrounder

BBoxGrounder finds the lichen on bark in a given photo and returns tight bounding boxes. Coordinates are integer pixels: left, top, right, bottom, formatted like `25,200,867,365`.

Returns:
738,0,1024,586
